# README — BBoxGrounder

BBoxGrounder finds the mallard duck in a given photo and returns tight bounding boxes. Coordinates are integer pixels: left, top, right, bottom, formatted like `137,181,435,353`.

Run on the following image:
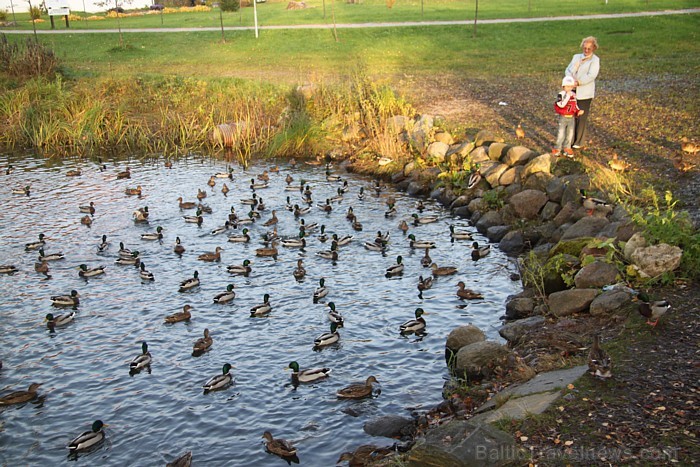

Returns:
262,210,278,227
97,235,109,253
116,166,131,179
241,193,259,206
288,361,331,385
336,445,395,467
125,185,142,196
179,270,200,292
364,240,385,252
215,167,234,179
417,275,433,292
0,265,18,274
420,248,433,268
193,328,213,354
608,153,630,172
38,248,64,261
456,281,483,300
25,233,46,251
213,284,236,303
166,451,192,467
638,295,671,327
0,382,42,406
133,206,149,222
221,183,229,196
313,278,328,302
130,341,152,372
680,136,699,155
471,241,491,260
51,290,80,307
412,213,439,225
198,246,223,262
228,206,239,223
250,293,272,316
408,233,435,249
208,176,217,188
330,188,344,203
467,169,482,190
67,420,106,452
332,233,353,246
177,197,196,210
34,260,49,274
352,218,363,231
317,225,328,243
78,264,105,277
357,187,365,200
197,188,207,200
384,204,397,218
430,262,457,276
139,262,154,281
285,173,294,186
141,226,164,241
373,180,383,195
327,302,344,327
12,185,30,196
580,189,613,216
79,201,95,214
262,431,297,458
400,308,426,334
293,259,306,281
80,215,93,227
115,253,140,266
227,228,251,243
336,376,379,399
227,259,252,276
210,221,231,236
255,242,278,258
385,255,404,277
5,164,13,175
588,335,612,379
314,322,340,348
255,197,266,211
250,178,269,190
449,225,473,241
398,220,409,234
325,169,341,182
183,209,203,226
174,237,186,255
282,232,306,248
118,242,136,259
318,198,333,213
673,154,695,173
164,305,192,323
299,219,318,233
203,363,233,392
317,242,338,260
46,311,75,330
515,122,525,139
261,227,279,245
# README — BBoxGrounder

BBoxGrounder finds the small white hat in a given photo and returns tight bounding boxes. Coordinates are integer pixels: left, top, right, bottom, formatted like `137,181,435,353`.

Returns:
561,76,576,87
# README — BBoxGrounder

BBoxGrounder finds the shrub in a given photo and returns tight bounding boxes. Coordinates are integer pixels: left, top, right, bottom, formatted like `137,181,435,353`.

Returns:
0,35,61,79
219,0,240,12
0,10,8,21
29,5,42,19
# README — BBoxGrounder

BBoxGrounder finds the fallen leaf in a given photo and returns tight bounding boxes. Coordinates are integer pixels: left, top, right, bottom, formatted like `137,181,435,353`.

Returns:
520,436,529,442
564,440,574,446
567,383,575,390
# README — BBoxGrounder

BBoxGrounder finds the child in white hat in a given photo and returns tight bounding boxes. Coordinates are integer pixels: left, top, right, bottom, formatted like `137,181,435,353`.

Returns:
553,76,584,157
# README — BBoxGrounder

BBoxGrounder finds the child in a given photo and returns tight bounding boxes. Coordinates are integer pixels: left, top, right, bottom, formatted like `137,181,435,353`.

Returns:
553,76,584,157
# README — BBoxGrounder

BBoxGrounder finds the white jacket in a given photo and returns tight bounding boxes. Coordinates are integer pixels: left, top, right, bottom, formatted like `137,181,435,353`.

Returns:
565,53,600,100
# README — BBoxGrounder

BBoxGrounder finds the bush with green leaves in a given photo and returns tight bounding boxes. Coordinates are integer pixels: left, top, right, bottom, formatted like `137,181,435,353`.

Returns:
29,6,42,19
219,0,240,12
0,35,61,79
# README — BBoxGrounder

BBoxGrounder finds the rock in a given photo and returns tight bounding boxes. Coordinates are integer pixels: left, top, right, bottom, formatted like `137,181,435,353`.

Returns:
407,181,430,196
469,145,491,163
540,201,561,221
407,420,519,467
499,231,525,255
474,130,503,147
499,316,544,343
630,243,683,278
431,186,457,206
488,143,510,161
561,216,610,240
523,172,554,192
453,206,470,219
476,211,503,234
611,204,631,223
590,289,633,316
445,325,485,365
363,415,416,439
623,232,647,260
502,146,536,166
486,225,510,243
386,115,411,133
484,163,509,187
545,177,566,203
467,197,485,215
573,261,620,288
410,115,433,149
521,154,552,179
450,194,474,209
509,189,548,220
547,289,599,317
427,141,450,160
341,122,362,142
477,160,498,174
454,341,513,379
498,166,522,186
615,222,638,242
560,175,590,206
403,161,417,176
434,131,454,145
553,202,577,227
503,298,536,321
448,141,475,158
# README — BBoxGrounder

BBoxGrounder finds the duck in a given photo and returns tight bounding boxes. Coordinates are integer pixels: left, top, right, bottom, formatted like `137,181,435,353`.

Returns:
430,262,457,276
456,281,483,300
313,322,340,348
638,294,671,327
25,233,46,251
357,187,365,200
221,183,229,196
79,201,95,214
38,248,64,261
515,122,525,139
325,169,341,182
255,241,278,258
193,328,213,355
116,166,131,179
257,170,270,181
331,233,353,246
313,278,328,302
115,253,140,266
197,188,207,200
97,234,109,253
400,308,427,334
228,228,251,243
203,363,233,392
80,215,93,226
318,225,328,243
293,259,306,281
0,265,18,274
78,264,105,278
228,206,239,223
46,311,75,330
241,193,259,206
130,341,152,372
471,241,491,260
213,284,236,304
207,176,216,188
412,213,439,225
373,180,383,195
680,136,699,155
417,275,433,292
420,247,433,268
183,209,203,225
118,242,136,259
587,335,613,379
449,225,473,241
398,220,409,234
173,237,186,255
215,167,234,179
125,185,142,196
5,164,13,175
227,259,252,276
210,221,231,236
12,185,30,196
580,189,613,216
327,302,344,327
299,219,318,233
262,431,297,458
281,232,306,248
198,246,223,262
34,260,49,274
133,206,149,222
329,188,344,203
336,376,379,399
166,451,192,467
139,262,155,281
318,199,333,213
285,173,294,186
608,153,630,172
250,293,272,316
351,218,363,231
408,234,435,249
255,197,266,211
250,178,269,190
177,197,197,210
345,206,356,222
51,289,80,307
288,361,331,385
673,154,695,173
385,255,404,277
141,226,164,241
317,242,339,260
467,168,482,190
179,270,200,292
263,210,279,227
67,420,106,452
384,203,397,218
164,305,192,324
0,382,42,406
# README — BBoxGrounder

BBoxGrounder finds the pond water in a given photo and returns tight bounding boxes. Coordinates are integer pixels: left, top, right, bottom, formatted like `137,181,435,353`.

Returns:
0,154,520,466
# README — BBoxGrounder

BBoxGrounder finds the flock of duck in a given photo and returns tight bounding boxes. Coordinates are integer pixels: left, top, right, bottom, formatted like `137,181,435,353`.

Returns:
0,157,499,465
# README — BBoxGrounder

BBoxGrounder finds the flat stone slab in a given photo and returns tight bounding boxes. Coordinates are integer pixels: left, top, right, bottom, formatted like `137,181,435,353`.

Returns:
471,391,562,424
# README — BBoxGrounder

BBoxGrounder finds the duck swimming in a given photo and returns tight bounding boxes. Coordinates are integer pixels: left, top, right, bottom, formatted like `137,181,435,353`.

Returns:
327,302,344,327
179,270,200,292
262,431,297,459
198,246,223,262
456,281,483,300
130,341,152,372
0,382,42,406
471,242,491,260
400,308,426,334
192,328,213,355
78,264,106,278
385,255,404,277
203,363,233,392
227,259,252,276
173,237,185,255
250,293,272,316
336,376,379,399
213,284,236,304
228,228,251,243
25,233,46,251
46,311,75,331
288,361,331,385
51,289,80,307
38,248,64,261
313,278,328,303
67,420,106,453
139,262,155,281
430,262,457,276
314,322,340,349
164,305,192,324
141,226,164,241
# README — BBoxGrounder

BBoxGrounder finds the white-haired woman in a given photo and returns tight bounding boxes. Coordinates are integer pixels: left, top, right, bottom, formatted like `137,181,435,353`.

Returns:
565,36,600,149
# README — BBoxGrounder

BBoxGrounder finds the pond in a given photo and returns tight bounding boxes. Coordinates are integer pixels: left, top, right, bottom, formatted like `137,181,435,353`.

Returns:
0,154,520,465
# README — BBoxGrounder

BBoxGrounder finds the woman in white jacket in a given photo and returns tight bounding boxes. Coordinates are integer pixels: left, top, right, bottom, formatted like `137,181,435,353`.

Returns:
565,36,600,149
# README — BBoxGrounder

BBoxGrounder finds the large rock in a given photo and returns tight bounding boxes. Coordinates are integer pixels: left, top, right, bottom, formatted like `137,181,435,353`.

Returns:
590,289,633,316
540,201,562,221
548,289,599,317
499,316,545,344
445,325,485,365
561,216,610,240
386,115,411,133
469,145,490,163
486,225,510,243
427,141,450,160
499,230,525,255
504,297,536,321
545,177,566,203
521,154,552,179
509,189,548,220
474,130,503,147
574,261,619,288
488,143,511,161
407,181,430,196
623,232,647,260
450,194,474,209
630,243,683,278
363,415,416,439
523,172,554,192
454,341,513,379
560,174,590,206
467,197,485,215
502,146,536,166
448,141,475,158
434,131,454,145
553,202,577,227
484,163,510,187
498,166,522,186
475,210,503,234
410,115,434,149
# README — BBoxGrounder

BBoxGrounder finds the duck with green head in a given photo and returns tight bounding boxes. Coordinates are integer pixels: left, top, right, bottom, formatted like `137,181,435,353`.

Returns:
25,233,45,251
38,248,64,261
213,284,235,304
288,361,331,385
46,311,75,331
51,290,80,307
203,363,233,392
313,278,328,303
250,293,272,316
227,259,252,276
78,264,105,278
130,341,152,372
179,270,200,292
313,322,340,349
385,255,404,277
67,420,107,452
400,308,427,335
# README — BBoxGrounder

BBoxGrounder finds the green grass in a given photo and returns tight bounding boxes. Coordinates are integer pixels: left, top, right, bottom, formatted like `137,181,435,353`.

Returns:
1,0,698,31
